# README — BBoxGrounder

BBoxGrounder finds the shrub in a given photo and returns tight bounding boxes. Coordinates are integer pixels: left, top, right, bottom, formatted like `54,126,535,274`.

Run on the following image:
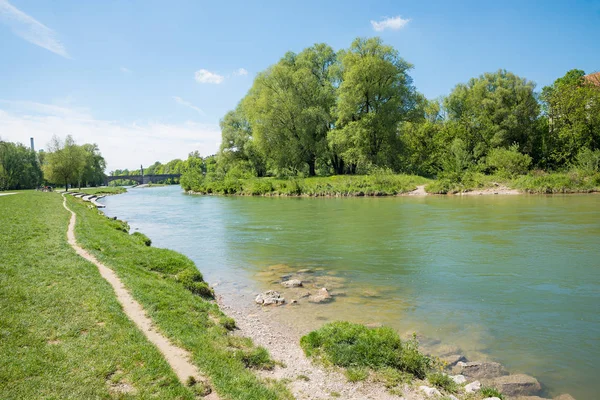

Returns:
131,231,151,246
427,372,458,393
107,218,130,233
480,386,504,399
486,144,532,178
574,147,600,174
300,321,431,379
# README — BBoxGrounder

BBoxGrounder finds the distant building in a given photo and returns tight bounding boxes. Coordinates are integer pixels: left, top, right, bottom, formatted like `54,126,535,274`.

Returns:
584,71,600,87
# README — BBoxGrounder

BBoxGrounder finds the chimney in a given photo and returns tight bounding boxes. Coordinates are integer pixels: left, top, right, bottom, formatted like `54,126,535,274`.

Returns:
30,137,35,151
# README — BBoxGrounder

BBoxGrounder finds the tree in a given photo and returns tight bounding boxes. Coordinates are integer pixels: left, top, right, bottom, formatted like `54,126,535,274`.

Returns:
80,143,106,187
243,44,336,176
540,69,600,167
219,105,267,177
444,69,540,161
0,140,43,190
44,135,86,191
331,37,416,172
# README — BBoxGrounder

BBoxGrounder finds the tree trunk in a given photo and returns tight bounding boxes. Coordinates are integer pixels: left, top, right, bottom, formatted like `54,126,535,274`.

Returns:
308,157,316,177
65,178,68,192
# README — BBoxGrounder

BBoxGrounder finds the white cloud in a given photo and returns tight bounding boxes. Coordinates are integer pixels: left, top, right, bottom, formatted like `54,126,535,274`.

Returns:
0,0,69,58
233,68,248,76
194,69,224,84
172,96,204,115
371,16,410,32
120,66,131,74
0,100,221,171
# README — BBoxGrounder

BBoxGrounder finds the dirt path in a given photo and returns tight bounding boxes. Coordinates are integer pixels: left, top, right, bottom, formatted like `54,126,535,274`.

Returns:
61,195,218,399
406,185,427,196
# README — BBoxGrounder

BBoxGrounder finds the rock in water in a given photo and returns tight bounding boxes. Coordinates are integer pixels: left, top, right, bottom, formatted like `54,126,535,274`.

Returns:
281,279,303,288
553,395,576,400
419,386,441,397
454,361,507,379
255,290,285,306
491,374,542,397
442,354,467,367
465,380,481,393
308,288,333,303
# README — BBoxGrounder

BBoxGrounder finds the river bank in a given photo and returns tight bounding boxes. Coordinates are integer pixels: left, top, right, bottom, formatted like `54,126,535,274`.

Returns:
183,171,599,197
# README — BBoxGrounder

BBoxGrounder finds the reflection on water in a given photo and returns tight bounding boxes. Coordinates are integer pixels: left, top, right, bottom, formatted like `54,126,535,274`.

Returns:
101,186,600,399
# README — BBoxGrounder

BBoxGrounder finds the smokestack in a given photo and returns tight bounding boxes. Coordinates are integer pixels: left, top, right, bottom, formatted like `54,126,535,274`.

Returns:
30,137,35,151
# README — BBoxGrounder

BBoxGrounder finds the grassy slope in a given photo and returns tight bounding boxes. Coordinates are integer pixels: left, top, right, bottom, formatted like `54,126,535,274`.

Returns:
0,191,193,399
69,196,289,400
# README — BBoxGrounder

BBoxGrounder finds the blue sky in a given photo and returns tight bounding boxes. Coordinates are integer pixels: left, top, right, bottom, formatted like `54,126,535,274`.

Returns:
1,0,599,170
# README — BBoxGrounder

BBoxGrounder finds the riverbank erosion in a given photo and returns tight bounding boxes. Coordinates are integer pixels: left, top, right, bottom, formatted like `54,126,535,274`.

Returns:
182,171,600,197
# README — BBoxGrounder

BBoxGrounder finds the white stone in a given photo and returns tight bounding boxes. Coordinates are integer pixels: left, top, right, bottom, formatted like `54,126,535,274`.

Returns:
450,374,466,384
482,398,501,400
448,396,459,400
419,385,441,397
465,380,481,393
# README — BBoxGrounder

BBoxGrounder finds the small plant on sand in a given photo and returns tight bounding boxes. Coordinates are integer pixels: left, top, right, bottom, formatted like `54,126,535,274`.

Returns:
236,346,275,370
220,316,237,331
300,321,431,379
480,386,504,399
427,372,458,393
345,367,369,382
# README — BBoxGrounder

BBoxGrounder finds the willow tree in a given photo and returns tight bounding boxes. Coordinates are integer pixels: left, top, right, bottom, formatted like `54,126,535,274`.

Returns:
330,37,416,172
444,69,540,161
44,135,86,191
243,44,336,176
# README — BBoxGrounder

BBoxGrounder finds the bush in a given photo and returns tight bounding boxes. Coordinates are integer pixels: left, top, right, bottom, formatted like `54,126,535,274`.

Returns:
486,144,532,178
345,367,369,382
300,321,431,379
574,147,600,174
427,372,458,393
220,316,237,331
131,231,151,246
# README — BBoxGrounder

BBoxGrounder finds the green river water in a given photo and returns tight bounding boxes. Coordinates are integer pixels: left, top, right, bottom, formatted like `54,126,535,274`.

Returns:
102,186,600,399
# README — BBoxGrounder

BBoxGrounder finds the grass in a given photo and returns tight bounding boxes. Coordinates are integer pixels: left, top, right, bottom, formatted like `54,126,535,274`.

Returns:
78,186,127,195
480,386,504,399
0,191,193,399
0,190,291,399
69,195,289,399
300,321,431,380
186,174,431,196
427,372,458,393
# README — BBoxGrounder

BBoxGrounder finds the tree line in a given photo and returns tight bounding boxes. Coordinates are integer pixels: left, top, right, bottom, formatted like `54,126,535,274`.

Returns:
0,135,107,191
181,37,600,188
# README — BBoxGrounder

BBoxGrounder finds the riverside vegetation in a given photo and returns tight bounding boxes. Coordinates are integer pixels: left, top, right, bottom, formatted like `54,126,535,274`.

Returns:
0,190,292,399
168,38,600,196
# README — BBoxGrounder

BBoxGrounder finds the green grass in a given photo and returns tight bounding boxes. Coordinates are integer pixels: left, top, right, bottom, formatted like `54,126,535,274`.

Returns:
480,386,504,399
300,321,431,379
512,170,600,193
69,195,289,399
187,174,431,196
0,191,193,399
427,372,458,393
79,186,127,195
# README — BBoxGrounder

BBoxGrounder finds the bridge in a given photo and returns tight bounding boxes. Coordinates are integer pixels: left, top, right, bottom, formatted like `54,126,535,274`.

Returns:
105,165,180,186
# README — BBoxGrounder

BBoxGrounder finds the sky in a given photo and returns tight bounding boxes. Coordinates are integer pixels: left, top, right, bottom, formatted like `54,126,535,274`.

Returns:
1,0,599,171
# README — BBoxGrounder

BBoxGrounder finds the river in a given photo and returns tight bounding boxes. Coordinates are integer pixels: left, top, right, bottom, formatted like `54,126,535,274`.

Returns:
101,185,599,399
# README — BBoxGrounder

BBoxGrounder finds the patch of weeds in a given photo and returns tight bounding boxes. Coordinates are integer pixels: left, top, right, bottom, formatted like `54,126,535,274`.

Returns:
330,391,341,398
177,269,214,299
131,231,152,246
345,367,369,382
300,321,431,379
373,367,411,389
236,346,275,370
296,374,310,382
427,372,458,393
263,378,295,400
480,386,504,399
220,316,236,331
